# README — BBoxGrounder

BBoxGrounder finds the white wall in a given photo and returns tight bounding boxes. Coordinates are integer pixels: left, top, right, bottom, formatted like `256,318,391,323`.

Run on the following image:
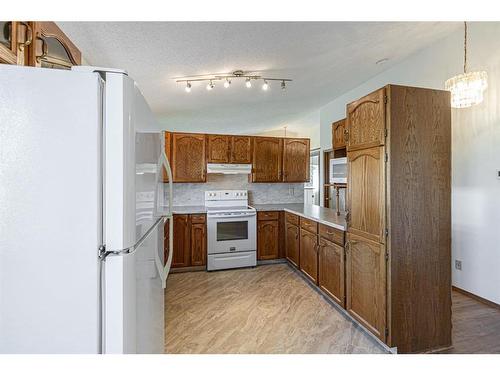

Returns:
318,22,500,304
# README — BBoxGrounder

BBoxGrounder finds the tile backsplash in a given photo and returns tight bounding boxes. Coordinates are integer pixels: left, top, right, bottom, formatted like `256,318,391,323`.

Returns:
167,174,304,206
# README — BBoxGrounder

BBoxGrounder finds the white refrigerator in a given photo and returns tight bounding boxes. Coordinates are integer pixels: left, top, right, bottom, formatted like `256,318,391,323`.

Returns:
0,64,173,353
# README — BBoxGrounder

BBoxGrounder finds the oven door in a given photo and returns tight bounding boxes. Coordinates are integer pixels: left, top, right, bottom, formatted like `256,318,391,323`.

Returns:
207,212,257,254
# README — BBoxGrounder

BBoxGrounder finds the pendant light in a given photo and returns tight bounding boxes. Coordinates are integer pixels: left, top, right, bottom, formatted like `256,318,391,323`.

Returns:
445,22,488,108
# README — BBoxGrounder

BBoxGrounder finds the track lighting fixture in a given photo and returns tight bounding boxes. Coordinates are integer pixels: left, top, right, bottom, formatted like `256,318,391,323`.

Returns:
175,70,292,94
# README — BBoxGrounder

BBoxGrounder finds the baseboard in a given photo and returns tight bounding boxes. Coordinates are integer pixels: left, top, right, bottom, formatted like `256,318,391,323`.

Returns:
257,258,288,265
170,265,206,273
452,286,500,310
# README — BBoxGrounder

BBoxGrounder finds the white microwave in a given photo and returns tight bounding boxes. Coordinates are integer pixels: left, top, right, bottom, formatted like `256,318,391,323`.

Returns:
329,157,347,184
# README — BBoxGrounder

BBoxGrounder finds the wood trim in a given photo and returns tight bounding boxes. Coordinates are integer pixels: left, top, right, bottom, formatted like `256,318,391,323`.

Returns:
452,286,500,310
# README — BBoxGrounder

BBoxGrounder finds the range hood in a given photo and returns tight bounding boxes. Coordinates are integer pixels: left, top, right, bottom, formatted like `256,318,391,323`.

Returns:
207,163,252,175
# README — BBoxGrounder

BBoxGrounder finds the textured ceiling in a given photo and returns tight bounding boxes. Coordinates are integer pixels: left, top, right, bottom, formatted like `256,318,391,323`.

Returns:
58,22,460,134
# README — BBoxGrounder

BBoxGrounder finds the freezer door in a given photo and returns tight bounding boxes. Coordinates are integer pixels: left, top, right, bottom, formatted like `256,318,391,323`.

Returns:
0,65,102,353
104,217,165,354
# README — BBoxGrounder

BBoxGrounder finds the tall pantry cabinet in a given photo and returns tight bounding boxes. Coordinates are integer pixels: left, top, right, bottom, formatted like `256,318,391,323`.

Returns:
345,85,451,353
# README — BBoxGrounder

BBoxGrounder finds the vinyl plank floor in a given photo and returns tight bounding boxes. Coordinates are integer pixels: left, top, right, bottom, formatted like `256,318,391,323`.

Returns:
164,264,386,354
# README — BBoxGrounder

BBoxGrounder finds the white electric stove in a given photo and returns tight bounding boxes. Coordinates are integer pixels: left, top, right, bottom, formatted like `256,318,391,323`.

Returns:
205,190,257,271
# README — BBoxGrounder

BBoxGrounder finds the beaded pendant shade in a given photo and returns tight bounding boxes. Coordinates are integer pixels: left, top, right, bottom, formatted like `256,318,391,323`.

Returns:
445,22,488,108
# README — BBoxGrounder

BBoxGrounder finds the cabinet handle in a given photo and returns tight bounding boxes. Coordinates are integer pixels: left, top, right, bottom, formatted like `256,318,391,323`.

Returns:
17,22,33,50
343,128,349,142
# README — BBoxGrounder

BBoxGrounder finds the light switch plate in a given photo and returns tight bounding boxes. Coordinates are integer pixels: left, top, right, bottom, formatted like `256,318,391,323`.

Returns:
455,260,462,270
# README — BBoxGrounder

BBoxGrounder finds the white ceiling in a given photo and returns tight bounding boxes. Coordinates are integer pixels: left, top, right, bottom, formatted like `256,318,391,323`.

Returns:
58,22,460,134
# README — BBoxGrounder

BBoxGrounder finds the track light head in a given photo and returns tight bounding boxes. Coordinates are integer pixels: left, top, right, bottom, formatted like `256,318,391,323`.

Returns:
224,79,231,88
206,80,214,90
281,80,286,91
245,78,252,88
185,81,191,93
262,80,269,91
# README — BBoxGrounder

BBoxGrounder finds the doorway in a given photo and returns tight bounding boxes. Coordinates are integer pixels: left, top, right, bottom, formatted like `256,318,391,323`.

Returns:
305,149,320,205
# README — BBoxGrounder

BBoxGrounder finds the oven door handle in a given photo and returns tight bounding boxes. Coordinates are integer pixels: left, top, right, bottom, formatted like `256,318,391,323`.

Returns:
207,212,257,219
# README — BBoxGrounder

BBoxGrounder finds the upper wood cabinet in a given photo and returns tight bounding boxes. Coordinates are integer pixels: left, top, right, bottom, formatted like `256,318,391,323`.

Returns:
29,22,81,69
230,136,252,164
283,138,310,182
299,228,318,284
257,214,279,260
318,237,345,307
0,21,31,65
346,88,386,151
171,133,206,183
346,233,386,341
162,131,172,183
347,146,385,243
252,137,283,182
207,135,230,163
332,119,347,150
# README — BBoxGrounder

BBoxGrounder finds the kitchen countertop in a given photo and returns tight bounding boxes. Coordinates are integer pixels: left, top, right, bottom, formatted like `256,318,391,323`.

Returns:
253,203,346,231
168,203,346,231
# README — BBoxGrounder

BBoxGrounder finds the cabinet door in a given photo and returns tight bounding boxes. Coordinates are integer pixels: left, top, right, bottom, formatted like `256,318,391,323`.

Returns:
162,131,172,182
0,21,31,65
283,138,310,182
257,220,279,260
285,223,300,268
299,229,318,284
190,222,207,266
346,233,386,341
230,136,252,164
172,215,190,268
29,22,81,69
347,146,385,243
332,119,346,150
346,88,386,151
252,137,283,182
172,133,206,183
207,135,230,163
318,238,345,307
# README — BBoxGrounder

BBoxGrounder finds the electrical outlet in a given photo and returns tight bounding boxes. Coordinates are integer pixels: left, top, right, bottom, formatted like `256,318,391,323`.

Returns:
455,260,462,270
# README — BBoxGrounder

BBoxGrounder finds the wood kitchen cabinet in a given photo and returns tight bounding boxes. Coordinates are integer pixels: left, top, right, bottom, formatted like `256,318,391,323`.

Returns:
345,233,386,341
190,215,207,266
299,223,318,284
172,214,191,268
285,221,300,268
318,237,345,307
171,133,206,183
0,21,31,65
230,136,252,164
207,134,230,163
252,137,283,182
172,214,207,268
346,88,386,151
282,138,310,182
332,118,347,150
345,84,451,353
257,211,279,260
29,22,81,69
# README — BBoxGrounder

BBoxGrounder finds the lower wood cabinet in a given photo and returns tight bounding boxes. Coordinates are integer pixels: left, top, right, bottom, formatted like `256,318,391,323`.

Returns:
299,228,318,284
346,232,386,341
285,222,299,267
318,237,345,307
257,214,279,260
172,214,207,268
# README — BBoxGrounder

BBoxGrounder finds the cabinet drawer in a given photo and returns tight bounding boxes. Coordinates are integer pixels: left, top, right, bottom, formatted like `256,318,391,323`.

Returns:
258,211,279,221
300,217,318,233
319,224,344,246
285,212,299,226
190,214,206,224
